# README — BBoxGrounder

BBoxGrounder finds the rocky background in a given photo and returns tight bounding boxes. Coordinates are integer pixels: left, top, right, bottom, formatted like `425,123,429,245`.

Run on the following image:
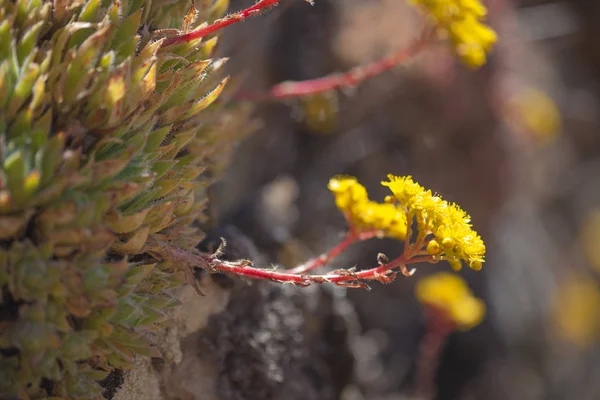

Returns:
112,0,600,399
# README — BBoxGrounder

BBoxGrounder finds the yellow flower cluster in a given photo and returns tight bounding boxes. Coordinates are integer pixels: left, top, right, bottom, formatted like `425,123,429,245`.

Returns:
416,272,486,330
409,0,497,68
382,175,485,271
328,177,408,240
328,175,485,271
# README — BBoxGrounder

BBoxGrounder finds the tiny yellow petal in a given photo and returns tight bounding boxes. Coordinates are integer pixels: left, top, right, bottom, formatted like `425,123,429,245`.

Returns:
427,239,442,255
449,259,463,271
442,237,455,249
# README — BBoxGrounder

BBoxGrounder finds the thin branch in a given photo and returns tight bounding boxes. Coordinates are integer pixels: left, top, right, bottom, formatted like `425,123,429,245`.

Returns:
402,255,440,264
149,234,435,290
207,253,414,287
404,210,415,256
259,27,435,99
288,231,377,274
205,249,435,287
162,0,313,47
416,306,456,400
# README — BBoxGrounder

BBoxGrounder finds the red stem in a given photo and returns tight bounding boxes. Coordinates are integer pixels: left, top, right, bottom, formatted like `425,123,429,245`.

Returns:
162,0,283,47
152,235,434,290
267,27,434,99
402,255,440,264
416,306,456,400
288,231,377,274
207,250,430,288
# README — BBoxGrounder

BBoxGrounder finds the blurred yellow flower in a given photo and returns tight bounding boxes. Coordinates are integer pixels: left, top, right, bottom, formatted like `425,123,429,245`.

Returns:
580,210,600,273
416,272,486,330
503,87,561,144
553,274,600,348
299,91,339,134
409,0,497,68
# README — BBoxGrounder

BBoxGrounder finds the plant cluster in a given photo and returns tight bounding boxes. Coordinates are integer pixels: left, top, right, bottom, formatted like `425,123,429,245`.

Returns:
0,0,494,398
0,0,241,397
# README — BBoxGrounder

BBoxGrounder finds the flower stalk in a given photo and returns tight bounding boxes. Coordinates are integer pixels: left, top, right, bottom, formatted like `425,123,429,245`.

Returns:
148,174,485,290
416,306,457,400
152,238,430,291
288,231,377,274
266,27,435,99
413,273,486,398
162,0,314,47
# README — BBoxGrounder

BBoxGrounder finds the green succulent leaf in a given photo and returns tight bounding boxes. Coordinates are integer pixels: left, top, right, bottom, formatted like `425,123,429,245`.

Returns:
0,0,243,396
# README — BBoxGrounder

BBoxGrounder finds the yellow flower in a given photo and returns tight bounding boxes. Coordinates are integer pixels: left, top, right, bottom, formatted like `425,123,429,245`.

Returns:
378,175,426,208
328,177,407,240
329,175,485,271
503,87,561,144
327,174,486,272
409,0,497,68
382,175,485,270
580,210,600,273
299,91,339,134
416,272,486,330
552,274,600,348
328,176,368,212
449,16,497,68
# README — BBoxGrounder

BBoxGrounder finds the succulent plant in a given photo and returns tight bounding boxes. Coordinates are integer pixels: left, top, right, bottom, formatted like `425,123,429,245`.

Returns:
0,0,243,397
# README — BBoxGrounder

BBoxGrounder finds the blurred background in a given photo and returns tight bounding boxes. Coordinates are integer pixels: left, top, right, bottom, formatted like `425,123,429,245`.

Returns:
206,0,600,398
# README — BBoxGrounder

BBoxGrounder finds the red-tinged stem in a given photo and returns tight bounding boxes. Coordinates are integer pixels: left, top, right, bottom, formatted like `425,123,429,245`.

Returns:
152,238,434,289
162,0,283,47
404,211,415,255
402,255,440,264
208,251,434,287
267,27,435,99
288,231,377,274
207,255,406,286
416,306,456,400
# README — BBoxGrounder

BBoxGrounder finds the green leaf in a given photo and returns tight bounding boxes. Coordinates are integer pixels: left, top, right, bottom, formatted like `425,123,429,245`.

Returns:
36,132,64,187
10,108,33,136
0,20,12,63
144,124,171,154
79,0,102,22
63,24,112,106
111,9,142,61
3,151,26,204
104,57,132,126
32,107,52,139
7,62,40,116
49,22,95,68
0,61,14,110
61,331,97,361
132,39,162,79
151,160,178,179
17,21,44,65
179,77,228,121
